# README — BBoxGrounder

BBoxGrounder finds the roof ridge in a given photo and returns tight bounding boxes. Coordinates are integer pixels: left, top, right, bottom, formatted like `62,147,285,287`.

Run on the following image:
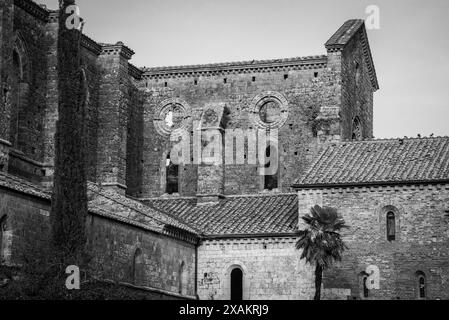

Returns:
142,193,297,201
339,136,449,145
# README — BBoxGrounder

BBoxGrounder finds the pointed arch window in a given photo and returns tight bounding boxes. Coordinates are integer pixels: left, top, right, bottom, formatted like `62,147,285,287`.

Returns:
387,211,396,241
352,116,362,141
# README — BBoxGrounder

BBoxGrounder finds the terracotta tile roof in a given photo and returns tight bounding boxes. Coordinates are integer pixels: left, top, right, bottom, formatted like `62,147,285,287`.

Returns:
0,171,198,237
142,193,298,236
294,137,449,187
88,184,199,235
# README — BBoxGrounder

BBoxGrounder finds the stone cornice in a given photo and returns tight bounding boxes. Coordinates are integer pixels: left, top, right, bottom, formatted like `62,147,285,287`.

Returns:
142,55,327,80
14,0,49,22
128,63,143,80
81,34,102,56
100,42,135,60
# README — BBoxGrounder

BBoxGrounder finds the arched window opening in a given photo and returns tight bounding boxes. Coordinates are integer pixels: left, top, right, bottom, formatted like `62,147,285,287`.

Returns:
166,153,179,194
263,145,278,190
230,267,243,301
9,50,21,147
0,216,7,263
355,62,361,86
352,116,362,141
387,211,396,241
179,261,187,295
132,248,145,286
363,275,369,298
416,271,426,299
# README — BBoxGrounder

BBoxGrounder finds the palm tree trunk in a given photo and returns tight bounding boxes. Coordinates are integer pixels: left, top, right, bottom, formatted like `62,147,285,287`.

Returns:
314,263,323,300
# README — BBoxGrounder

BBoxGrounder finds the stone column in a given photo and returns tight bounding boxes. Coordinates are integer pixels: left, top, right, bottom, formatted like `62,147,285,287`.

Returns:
97,42,134,194
196,103,226,205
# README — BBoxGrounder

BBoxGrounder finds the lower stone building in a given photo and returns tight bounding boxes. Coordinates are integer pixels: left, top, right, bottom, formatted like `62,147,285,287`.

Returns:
0,0,448,300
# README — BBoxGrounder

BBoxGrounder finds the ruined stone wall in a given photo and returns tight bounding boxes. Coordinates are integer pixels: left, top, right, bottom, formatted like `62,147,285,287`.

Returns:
6,3,51,182
139,60,345,198
297,184,449,300
340,28,375,140
0,186,197,297
197,237,315,300
0,189,50,265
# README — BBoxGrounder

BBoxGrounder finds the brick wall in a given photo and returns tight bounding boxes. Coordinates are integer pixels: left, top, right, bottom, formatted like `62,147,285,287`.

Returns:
197,237,315,300
297,184,449,300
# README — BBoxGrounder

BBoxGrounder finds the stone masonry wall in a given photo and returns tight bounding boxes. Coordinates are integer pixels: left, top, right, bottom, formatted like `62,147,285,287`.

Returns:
87,214,196,297
197,237,315,300
340,28,374,140
297,184,449,300
7,4,51,182
0,187,196,297
140,60,344,198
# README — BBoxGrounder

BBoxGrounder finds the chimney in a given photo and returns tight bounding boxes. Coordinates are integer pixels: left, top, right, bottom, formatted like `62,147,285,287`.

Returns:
195,103,226,205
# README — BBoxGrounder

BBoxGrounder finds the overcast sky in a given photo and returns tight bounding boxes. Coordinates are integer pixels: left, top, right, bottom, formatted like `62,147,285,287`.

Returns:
39,0,449,139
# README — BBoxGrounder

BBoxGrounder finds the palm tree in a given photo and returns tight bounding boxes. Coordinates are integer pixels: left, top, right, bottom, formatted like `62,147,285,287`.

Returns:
295,205,348,300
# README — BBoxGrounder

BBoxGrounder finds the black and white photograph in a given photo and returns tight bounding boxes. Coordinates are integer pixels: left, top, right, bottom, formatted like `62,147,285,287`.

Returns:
0,0,448,312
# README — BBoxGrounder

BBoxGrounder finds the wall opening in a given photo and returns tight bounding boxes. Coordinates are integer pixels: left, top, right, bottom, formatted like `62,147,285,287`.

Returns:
387,211,396,241
263,145,278,190
10,49,21,147
0,216,7,263
416,271,426,299
351,116,362,141
230,268,243,301
132,248,145,286
166,153,179,194
179,261,187,295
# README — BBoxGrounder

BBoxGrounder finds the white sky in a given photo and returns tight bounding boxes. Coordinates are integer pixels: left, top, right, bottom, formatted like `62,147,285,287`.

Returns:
38,0,449,139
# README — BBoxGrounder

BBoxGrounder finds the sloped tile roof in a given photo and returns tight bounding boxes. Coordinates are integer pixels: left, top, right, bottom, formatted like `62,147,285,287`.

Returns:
142,193,298,236
0,171,51,200
293,137,449,187
0,171,198,237
88,184,199,235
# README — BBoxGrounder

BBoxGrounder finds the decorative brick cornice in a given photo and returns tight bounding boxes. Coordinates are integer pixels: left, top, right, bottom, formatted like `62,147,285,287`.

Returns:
295,182,449,194
142,55,327,80
100,42,135,60
201,236,297,244
14,0,49,22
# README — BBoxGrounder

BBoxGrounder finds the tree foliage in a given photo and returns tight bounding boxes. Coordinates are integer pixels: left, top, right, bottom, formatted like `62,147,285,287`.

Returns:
296,205,348,299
